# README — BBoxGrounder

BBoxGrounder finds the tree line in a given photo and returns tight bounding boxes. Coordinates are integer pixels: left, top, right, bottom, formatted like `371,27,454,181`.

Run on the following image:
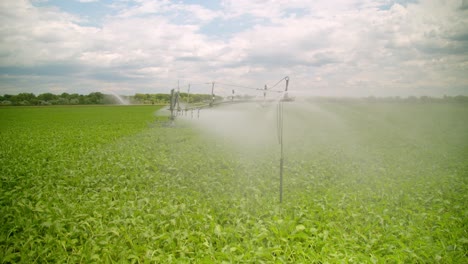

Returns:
133,93,224,105
0,92,225,106
1,92,467,106
0,92,107,106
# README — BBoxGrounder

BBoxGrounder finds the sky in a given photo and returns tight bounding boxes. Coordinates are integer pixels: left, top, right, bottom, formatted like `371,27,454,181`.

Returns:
0,0,467,97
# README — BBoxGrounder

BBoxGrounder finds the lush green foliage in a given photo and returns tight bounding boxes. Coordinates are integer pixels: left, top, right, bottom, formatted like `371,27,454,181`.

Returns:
0,92,107,106
131,93,223,105
0,92,224,106
3,92,468,106
0,103,467,263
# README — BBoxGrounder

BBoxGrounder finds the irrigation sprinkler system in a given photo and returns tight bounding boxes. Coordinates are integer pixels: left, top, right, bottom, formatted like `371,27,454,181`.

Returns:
168,76,291,203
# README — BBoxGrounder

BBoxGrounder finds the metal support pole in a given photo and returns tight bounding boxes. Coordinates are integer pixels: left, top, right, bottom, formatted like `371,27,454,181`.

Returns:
278,101,284,203
169,89,175,121
176,91,180,113
277,77,289,203
186,84,191,115
210,82,215,106
187,84,191,104
284,76,289,100
280,152,284,203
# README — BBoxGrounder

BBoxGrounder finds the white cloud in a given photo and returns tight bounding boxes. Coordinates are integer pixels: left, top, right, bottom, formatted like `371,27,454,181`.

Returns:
221,0,467,96
0,0,467,96
0,0,99,67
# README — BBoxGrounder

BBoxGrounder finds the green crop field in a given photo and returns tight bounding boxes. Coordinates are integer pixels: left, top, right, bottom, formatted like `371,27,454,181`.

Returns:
1,102,467,263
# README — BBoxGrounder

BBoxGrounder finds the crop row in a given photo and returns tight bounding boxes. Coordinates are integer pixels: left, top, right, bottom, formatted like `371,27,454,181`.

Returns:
1,103,467,262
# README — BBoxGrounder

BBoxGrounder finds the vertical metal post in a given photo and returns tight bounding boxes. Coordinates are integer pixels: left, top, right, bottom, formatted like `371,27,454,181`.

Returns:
210,82,215,106
176,80,180,115
284,76,289,100
278,76,289,203
170,89,175,121
278,101,284,203
176,92,180,113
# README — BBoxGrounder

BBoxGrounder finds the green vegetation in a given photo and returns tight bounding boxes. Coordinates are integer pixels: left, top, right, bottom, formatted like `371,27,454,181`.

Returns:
0,102,467,263
3,92,468,106
133,93,223,105
0,92,108,106
0,92,224,106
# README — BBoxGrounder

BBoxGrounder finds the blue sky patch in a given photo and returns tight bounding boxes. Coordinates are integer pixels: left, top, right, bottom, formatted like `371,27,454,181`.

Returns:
32,0,117,26
378,0,419,10
178,0,221,10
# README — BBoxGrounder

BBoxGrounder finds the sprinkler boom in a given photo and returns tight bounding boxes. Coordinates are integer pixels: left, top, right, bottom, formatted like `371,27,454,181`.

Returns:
167,76,291,203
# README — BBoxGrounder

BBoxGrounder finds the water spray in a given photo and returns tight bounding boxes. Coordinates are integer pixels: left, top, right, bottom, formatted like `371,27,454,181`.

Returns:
168,76,291,202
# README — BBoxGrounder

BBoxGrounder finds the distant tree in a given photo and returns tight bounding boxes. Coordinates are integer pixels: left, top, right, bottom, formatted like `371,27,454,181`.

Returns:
66,93,79,104
87,92,104,104
38,93,58,102
1,90,260,106
16,93,36,101
453,95,468,103
10,93,36,105
133,93,147,102
59,93,70,103
78,95,86,104
407,96,418,102
420,96,430,103
154,93,170,103
1,94,13,105
3,94,13,100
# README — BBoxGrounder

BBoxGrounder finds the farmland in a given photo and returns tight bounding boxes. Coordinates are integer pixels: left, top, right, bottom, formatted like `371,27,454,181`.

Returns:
0,102,467,263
